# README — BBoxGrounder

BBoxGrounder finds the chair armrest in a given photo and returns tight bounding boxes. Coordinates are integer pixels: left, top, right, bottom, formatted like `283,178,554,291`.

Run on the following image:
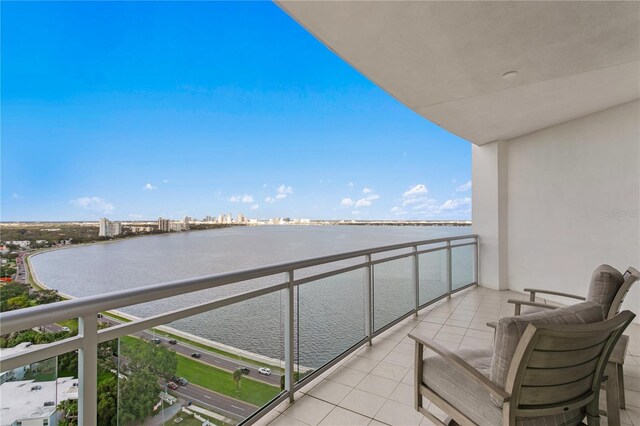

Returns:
409,331,510,404
507,299,561,315
523,288,586,302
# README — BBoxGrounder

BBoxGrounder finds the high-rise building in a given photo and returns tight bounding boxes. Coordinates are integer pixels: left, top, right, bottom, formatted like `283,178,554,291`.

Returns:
237,213,245,223
99,218,122,237
99,218,110,237
157,218,170,232
225,213,232,223
183,216,190,230
111,222,122,236
217,214,223,223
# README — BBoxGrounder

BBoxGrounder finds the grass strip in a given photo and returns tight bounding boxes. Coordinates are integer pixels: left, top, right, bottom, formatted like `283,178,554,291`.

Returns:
175,356,280,407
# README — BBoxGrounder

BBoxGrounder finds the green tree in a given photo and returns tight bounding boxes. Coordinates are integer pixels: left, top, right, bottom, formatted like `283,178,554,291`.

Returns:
97,376,118,426
233,368,243,392
119,369,160,425
6,294,33,311
58,399,78,426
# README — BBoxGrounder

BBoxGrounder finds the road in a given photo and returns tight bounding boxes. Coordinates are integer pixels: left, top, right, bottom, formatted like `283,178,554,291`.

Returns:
173,383,256,421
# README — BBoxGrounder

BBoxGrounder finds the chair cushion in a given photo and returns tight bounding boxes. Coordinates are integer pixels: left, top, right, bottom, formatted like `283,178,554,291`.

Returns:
422,348,584,425
490,301,604,402
586,264,624,317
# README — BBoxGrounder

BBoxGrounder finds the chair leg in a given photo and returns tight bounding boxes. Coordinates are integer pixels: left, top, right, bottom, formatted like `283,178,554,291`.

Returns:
586,398,601,426
605,364,621,426
617,363,625,409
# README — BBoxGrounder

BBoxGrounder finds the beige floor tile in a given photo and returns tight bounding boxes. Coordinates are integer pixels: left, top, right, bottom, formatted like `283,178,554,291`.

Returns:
356,373,399,398
358,345,393,361
338,388,386,418
368,420,388,426
281,395,335,426
328,366,368,387
374,399,425,425
318,406,371,426
269,413,310,426
344,355,381,373
444,318,471,328
388,382,414,406
383,351,414,368
308,379,353,405
370,361,409,382
392,342,414,355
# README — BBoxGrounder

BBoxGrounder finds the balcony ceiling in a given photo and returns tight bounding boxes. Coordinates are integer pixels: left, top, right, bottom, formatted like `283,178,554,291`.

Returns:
277,1,640,145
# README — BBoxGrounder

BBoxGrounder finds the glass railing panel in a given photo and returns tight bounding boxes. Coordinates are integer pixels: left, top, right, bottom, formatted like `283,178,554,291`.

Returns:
452,244,475,291
295,268,366,382
373,257,413,332
115,288,285,425
419,249,448,305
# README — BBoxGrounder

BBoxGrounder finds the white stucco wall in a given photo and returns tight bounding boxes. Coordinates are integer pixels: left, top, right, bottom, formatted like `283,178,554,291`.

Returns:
472,141,509,290
506,100,639,317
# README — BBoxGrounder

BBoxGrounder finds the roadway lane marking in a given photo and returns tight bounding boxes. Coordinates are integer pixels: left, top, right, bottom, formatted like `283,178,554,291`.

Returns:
203,395,212,399
230,405,245,411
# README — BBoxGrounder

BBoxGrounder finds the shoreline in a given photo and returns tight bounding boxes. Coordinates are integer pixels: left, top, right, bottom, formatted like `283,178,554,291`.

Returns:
27,251,311,371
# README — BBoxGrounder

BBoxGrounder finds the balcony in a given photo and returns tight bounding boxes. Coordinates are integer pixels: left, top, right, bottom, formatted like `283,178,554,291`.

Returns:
1,233,638,425
1,235,483,426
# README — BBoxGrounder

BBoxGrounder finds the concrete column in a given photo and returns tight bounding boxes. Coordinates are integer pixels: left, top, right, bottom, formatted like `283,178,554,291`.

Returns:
472,140,509,290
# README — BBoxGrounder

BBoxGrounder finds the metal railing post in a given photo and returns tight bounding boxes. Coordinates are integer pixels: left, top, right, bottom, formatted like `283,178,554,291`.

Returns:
365,254,373,346
78,314,98,425
413,246,419,316
446,241,452,297
474,236,479,286
284,271,295,402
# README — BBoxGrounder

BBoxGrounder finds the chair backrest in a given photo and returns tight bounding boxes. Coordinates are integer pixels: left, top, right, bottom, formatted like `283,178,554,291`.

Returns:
503,310,635,424
607,267,639,319
586,264,624,315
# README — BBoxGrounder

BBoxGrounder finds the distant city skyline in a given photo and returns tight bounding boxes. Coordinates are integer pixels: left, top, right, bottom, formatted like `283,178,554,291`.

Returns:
1,1,471,222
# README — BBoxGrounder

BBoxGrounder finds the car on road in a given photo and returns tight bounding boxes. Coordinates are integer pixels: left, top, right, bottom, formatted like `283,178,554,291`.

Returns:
168,339,177,344
240,367,250,375
167,382,178,390
258,367,271,376
175,377,188,386
61,327,70,332
191,352,201,359
151,338,162,344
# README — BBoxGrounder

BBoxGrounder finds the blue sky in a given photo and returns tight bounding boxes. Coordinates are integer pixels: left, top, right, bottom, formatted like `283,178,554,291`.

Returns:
1,1,471,222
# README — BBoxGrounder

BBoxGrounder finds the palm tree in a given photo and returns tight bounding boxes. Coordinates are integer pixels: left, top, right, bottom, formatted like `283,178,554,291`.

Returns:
232,368,243,392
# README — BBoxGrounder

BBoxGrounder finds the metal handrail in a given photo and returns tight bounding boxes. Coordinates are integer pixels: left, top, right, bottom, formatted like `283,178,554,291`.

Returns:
0,233,479,425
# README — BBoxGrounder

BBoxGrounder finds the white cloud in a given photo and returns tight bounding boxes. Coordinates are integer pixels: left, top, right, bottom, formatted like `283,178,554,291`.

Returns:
456,180,472,192
265,196,275,204
355,199,372,208
402,184,430,207
70,196,114,215
348,182,354,187
277,185,293,195
11,193,22,199
262,183,268,188
275,193,287,200
340,198,355,207
250,204,260,210
162,179,169,184
362,187,373,194
230,194,254,203
439,197,471,211
351,210,360,215
143,183,157,191
366,194,380,201
451,178,457,184
403,184,428,197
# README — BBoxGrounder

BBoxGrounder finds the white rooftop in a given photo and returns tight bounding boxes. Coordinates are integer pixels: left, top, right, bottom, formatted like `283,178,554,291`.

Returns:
0,377,78,426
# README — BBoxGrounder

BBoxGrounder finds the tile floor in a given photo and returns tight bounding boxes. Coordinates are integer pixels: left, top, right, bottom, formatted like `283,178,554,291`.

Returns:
256,286,640,426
